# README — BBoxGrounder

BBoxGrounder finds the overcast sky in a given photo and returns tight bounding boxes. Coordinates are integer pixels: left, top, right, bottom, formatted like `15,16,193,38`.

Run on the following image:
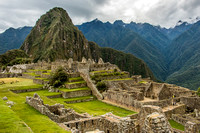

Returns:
0,0,200,33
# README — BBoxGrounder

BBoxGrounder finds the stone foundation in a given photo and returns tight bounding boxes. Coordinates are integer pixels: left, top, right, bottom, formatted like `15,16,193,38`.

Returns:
64,113,135,133
11,88,44,93
0,73,22,78
26,93,89,123
65,82,87,89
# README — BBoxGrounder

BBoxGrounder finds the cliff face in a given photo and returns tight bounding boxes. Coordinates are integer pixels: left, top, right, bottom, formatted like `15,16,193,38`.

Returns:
20,7,156,80
21,7,92,62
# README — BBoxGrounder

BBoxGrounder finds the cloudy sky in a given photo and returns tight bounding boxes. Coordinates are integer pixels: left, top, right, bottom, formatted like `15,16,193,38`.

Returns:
0,0,200,33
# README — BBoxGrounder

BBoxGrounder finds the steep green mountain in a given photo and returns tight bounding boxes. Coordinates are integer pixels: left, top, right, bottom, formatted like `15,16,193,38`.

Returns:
166,21,200,89
0,27,32,54
21,8,93,62
156,21,192,40
20,7,155,80
77,19,167,80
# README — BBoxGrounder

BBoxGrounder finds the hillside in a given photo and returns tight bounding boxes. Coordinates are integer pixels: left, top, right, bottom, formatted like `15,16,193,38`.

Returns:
20,7,155,79
166,21,200,89
0,49,30,67
114,20,170,50
0,27,32,54
77,19,167,80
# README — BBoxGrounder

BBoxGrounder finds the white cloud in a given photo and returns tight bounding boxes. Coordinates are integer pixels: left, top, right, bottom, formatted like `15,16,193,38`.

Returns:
0,0,200,32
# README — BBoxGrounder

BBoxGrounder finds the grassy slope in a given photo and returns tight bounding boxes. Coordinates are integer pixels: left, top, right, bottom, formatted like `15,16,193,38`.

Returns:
0,78,67,133
0,77,136,132
169,120,184,131
0,99,31,133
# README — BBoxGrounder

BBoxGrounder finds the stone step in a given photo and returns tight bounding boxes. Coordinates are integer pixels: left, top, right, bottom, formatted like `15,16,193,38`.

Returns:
22,73,41,79
67,73,80,78
65,81,87,89
40,73,51,79
68,77,83,83
64,96,95,104
59,87,91,98
47,94,62,99
33,78,49,85
90,69,114,76
91,74,130,81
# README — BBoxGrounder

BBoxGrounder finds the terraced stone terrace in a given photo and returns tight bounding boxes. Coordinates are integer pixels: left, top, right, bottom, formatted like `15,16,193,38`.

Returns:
1,58,200,132
0,77,135,132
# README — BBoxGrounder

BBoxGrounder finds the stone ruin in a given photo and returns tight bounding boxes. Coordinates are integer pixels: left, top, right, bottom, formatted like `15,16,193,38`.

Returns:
26,93,90,123
26,93,176,133
2,57,200,132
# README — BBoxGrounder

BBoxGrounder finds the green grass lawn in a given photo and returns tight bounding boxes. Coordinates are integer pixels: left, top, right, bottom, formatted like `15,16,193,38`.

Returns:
0,77,137,132
169,119,185,131
0,99,32,133
19,90,61,97
0,78,43,90
47,97,136,117
0,78,68,133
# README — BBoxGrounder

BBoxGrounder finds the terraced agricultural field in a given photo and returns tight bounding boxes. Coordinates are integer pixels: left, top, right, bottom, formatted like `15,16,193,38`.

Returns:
0,78,136,132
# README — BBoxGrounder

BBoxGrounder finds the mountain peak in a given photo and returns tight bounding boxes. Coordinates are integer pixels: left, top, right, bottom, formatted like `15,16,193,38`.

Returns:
20,7,92,62
113,20,125,26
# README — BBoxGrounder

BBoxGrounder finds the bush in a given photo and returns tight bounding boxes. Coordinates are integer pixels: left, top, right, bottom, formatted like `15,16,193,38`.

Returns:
96,81,107,92
197,87,200,96
50,67,68,87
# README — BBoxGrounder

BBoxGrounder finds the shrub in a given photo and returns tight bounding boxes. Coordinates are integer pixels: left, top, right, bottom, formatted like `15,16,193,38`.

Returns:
96,81,107,92
49,67,68,87
197,87,200,96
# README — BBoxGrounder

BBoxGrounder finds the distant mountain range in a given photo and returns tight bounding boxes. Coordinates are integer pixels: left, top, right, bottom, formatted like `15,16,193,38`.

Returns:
0,27,32,54
0,14,200,90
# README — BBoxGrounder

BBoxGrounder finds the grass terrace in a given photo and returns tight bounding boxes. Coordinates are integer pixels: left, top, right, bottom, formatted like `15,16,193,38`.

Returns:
103,78,132,82
169,120,184,131
27,69,51,72
66,80,86,85
23,72,40,77
19,90,61,97
0,78,68,133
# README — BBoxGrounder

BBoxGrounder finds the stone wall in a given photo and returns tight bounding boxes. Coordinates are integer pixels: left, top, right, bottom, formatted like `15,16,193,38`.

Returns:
164,104,185,119
11,88,44,93
61,89,91,98
26,93,89,123
65,82,87,89
137,105,173,133
180,97,200,110
64,113,135,133
0,73,22,78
